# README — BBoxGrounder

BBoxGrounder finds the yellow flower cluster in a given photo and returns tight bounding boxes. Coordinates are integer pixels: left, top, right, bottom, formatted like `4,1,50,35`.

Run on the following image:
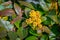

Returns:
0,16,8,21
26,10,43,30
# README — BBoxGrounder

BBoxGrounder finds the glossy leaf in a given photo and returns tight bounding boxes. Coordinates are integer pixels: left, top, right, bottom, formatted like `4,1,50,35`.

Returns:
25,7,31,18
51,25,60,35
58,0,60,3
25,36,38,40
6,4,13,8
8,31,17,40
0,5,5,10
0,1,12,10
57,16,60,24
39,0,49,11
22,22,27,28
11,3,23,24
29,28,39,36
46,9,58,24
2,1,12,6
0,0,2,4
17,27,28,40
40,34,48,40
0,9,15,16
43,26,51,34
0,27,7,38
14,3,22,16
0,19,14,31
42,17,53,25
16,38,21,40
19,1,35,9
14,20,20,28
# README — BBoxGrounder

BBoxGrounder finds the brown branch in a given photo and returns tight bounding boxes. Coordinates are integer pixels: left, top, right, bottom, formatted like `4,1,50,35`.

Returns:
10,9,23,24
10,3,23,24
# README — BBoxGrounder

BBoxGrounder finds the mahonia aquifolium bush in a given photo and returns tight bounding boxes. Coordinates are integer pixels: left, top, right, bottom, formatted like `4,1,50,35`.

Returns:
26,10,43,31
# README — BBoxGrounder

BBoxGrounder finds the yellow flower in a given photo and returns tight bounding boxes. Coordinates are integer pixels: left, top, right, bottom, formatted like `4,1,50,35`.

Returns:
38,24,42,29
26,18,33,24
36,18,42,24
32,22,38,30
30,10,36,14
26,10,42,30
33,22,37,27
36,11,41,18
29,10,36,17
2,16,8,21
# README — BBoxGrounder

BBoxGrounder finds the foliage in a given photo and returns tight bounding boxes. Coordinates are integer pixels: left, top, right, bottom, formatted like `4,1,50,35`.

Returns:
0,0,60,40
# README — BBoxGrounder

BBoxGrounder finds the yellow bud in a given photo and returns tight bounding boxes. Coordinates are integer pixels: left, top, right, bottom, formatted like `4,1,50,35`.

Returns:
36,18,41,24
36,11,41,18
29,10,36,17
30,10,36,14
33,22,37,27
38,24,42,29
26,18,33,24
26,19,29,24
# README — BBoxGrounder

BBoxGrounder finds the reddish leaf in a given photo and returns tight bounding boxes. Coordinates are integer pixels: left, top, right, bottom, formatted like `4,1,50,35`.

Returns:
0,9,15,16
10,3,23,24
2,1,12,6
14,3,22,16
10,16,22,24
22,22,27,28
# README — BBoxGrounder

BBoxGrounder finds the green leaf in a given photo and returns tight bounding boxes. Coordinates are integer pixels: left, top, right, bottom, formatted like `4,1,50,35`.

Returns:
35,4,45,15
0,37,7,40
14,3,22,15
58,0,60,3
40,34,48,40
0,19,14,31
0,27,7,38
0,5,5,10
49,38,55,40
14,20,20,28
49,32,56,40
19,1,35,9
25,7,31,18
46,10,58,24
39,0,49,11
17,27,28,40
43,26,51,34
25,36,37,40
57,16,60,24
6,4,13,8
16,38,21,40
29,28,39,36
41,16,47,22
8,31,17,40
42,17,52,25
49,33,55,40
51,24,60,35
44,0,51,3
0,0,2,4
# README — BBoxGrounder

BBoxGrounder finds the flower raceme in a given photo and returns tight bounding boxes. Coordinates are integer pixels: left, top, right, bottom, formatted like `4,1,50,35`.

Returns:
26,10,43,30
